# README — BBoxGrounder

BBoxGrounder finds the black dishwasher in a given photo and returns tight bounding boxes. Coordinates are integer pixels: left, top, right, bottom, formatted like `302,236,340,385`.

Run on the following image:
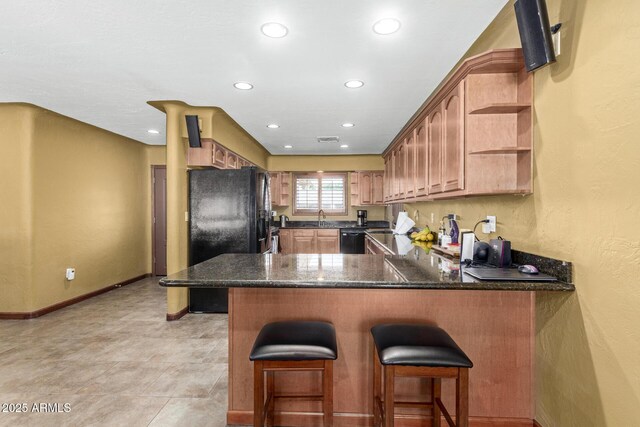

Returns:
340,229,366,254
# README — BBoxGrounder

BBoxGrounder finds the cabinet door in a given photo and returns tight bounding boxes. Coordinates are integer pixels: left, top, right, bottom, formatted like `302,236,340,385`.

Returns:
383,156,391,202
226,152,238,169
360,172,373,205
292,230,316,254
269,173,280,206
278,229,292,254
373,172,384,204
428,106,444,194
405,132,415,198
397,143,406,199
212,144,227,169
415,121,428,196
187,140,213,167
390,151,397,200
317,229,339,254
442,81,465,192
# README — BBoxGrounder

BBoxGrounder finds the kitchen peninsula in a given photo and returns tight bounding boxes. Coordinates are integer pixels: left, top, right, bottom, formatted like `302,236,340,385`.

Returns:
161,247,573,426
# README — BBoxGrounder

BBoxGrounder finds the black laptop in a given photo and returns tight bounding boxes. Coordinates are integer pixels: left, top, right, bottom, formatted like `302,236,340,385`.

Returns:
463,267,557,282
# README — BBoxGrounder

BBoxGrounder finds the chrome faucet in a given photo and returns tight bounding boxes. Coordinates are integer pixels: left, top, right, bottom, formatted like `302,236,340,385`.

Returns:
318,209,326,227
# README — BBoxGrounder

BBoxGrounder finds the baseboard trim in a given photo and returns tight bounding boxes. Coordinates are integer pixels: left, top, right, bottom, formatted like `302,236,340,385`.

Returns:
227,410,535,427
0,273,151,319
166,306,189,321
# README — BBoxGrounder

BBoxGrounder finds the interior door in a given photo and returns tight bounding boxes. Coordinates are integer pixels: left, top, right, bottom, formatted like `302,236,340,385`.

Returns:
152,166,167,276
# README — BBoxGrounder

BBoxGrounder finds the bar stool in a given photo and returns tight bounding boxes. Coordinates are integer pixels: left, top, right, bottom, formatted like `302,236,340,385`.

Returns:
371,323,473,427
250,321,337,427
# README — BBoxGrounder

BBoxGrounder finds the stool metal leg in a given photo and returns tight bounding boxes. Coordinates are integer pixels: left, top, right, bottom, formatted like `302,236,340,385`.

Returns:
456,368,469,427
432,378,441,427
383,365,394,427
254,361,264,427
266,371,275,426
323,360,334,427
373,350,381,426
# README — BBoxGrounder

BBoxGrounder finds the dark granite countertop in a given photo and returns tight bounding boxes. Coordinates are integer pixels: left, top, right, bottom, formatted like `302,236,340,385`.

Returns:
278,220,389,230
159,253,574,292
365,230,413,255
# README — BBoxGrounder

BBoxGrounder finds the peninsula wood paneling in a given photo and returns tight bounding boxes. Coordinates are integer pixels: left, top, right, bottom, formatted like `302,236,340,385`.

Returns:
228,288,535,425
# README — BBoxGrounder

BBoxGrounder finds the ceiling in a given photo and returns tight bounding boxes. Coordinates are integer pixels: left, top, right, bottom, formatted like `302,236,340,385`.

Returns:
0,0,509,155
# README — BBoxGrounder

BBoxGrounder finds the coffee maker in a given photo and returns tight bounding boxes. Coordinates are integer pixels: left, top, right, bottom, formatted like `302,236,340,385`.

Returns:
357,210,368,227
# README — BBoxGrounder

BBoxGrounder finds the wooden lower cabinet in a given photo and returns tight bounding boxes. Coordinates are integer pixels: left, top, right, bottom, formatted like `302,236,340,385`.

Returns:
292,230,316,254
365,235,392,255
316,229,340,253
279,228,339,254
278,229,292,254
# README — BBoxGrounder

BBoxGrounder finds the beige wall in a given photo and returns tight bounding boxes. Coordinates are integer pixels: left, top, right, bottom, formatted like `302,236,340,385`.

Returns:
0,104,154,313
0,105,34,312
404,0,640,424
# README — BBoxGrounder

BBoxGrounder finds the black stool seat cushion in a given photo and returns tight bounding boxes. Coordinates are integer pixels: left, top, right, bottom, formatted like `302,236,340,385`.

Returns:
250,321,338,361
371,324,473,368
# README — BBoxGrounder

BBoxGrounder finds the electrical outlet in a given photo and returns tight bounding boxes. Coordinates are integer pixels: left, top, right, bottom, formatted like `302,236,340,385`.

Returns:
483,216,497,233
552,29,561,56
185,211,189,222
65,268,75,281
430,212,435,224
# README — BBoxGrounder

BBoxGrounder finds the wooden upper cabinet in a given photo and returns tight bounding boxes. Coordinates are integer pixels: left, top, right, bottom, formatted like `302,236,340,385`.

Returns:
269,172,291,206
186,139,213,167
382,49,532,201
351,171,384,206
373,172,384,204
428,107,444,194
405,132,415,198
226,152,238,169
212,143,227,169
442,81,465,192
270,173,280,205
415,121,428,197
278,172,291,206
383,156,391,202
360,172,373,205
350,173,360,206
395,143,405,199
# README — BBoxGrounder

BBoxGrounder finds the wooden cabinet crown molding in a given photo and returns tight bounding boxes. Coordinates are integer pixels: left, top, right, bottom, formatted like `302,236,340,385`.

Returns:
383,49,525,156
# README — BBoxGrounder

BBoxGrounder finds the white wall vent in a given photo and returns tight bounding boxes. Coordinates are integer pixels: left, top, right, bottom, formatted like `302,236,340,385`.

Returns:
317,136,340,144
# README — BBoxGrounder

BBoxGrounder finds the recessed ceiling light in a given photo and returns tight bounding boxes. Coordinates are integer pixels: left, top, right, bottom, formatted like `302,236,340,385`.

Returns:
284,145,293,149
267,124,280,129
373,18,401,35
342,123,355,128
340,144,349,148
147,129,160,134
233,82,253,90
261,22,288,38
344,80,364,89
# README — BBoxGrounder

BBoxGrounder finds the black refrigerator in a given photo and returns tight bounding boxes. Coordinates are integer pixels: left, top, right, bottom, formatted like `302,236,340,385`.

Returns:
188,167,271,313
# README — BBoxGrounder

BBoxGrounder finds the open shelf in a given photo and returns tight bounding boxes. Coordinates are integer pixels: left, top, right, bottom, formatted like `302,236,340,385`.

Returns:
469,103,531,114
469,147,531,155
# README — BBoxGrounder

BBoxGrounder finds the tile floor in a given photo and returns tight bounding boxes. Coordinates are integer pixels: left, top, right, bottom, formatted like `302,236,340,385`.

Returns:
0,277,230,427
